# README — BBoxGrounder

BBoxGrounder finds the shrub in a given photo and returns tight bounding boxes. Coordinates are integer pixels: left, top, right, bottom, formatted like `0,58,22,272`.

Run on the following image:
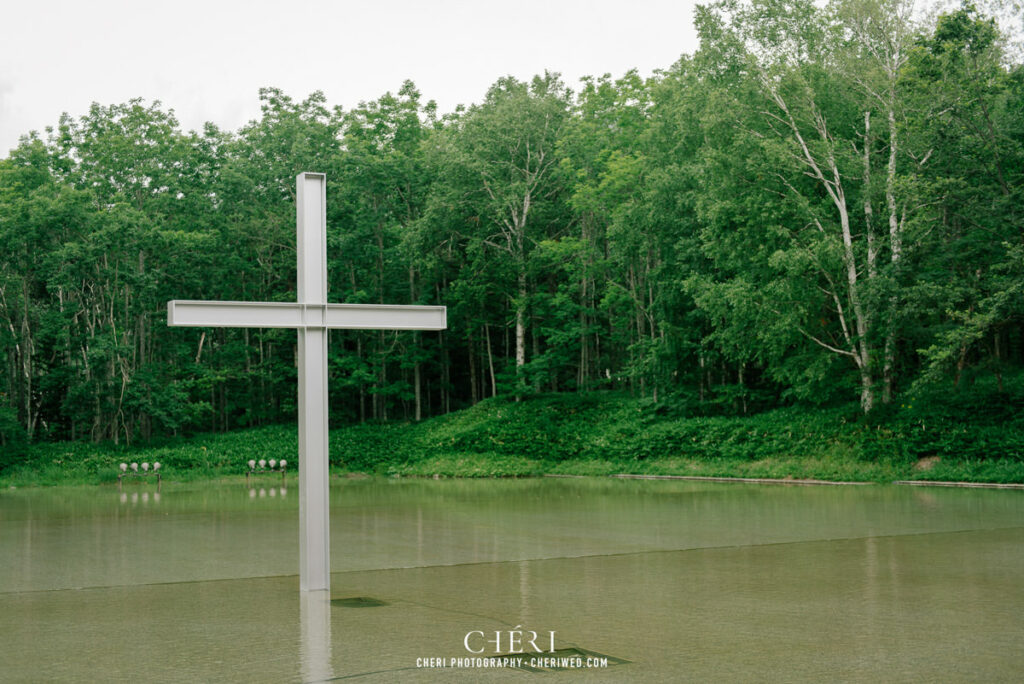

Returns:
0,406,28,472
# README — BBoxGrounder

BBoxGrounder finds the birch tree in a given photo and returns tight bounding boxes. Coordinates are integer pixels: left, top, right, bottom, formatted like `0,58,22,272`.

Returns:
692,0,913,411
452,74,570,393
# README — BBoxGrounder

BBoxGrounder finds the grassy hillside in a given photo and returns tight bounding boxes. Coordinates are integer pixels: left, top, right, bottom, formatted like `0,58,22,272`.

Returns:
4,374,1023,486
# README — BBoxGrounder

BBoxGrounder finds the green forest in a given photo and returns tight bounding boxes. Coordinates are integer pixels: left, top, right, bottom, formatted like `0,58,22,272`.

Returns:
2,0,1022,472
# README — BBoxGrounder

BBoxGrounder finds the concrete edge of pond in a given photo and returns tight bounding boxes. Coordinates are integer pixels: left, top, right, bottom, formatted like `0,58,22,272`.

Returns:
548,473,1024,489
893,480,1024,490
606,474,874,486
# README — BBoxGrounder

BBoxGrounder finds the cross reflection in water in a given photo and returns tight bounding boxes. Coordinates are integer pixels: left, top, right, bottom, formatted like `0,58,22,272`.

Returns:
301,591,334,681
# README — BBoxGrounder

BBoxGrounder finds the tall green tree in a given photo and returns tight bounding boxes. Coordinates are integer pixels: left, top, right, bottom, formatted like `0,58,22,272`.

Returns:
446,73,571,394
906,4,1024,388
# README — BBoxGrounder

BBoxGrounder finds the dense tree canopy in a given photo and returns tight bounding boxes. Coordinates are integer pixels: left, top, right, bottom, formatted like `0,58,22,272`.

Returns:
1,0,1021,447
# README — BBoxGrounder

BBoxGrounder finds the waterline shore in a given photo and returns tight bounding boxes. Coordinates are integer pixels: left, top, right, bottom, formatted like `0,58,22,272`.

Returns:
6,455,1024,489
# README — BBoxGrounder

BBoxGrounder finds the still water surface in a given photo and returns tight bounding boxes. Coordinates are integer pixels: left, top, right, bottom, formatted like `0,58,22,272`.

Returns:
1,477,1022,681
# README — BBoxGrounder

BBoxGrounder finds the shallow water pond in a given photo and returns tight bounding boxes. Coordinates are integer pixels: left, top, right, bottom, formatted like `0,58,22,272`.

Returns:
1,477,1022,681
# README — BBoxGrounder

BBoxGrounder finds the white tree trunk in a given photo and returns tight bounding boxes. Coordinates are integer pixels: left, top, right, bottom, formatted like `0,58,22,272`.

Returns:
515,265,527,398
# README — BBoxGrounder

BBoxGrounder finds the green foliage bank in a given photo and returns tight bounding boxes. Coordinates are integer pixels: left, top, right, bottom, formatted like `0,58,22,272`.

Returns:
5,376,1022,486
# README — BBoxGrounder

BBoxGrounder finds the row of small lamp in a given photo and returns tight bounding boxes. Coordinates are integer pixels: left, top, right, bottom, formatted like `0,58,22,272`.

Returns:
120,462,161,473
248,459,287,470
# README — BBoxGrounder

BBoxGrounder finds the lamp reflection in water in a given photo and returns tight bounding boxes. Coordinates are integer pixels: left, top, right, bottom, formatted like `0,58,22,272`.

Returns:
300,590,334,681
119,491,161,505
248,487,287,499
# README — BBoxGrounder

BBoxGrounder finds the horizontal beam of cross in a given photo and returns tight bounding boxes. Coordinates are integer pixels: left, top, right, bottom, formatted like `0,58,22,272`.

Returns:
167,300,447,330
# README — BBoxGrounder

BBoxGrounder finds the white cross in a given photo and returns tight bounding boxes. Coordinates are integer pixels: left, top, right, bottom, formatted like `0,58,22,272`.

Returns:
167,172,446,593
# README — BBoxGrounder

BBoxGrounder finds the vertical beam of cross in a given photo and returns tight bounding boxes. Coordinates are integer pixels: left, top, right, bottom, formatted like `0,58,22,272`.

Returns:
297,173,330,592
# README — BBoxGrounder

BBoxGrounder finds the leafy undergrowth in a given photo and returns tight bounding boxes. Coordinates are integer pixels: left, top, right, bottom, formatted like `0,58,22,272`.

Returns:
1,428,297,487
4,375,1024,486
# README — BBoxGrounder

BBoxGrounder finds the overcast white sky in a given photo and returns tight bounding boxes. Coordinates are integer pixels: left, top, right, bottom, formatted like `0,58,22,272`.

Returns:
0,0,701,157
